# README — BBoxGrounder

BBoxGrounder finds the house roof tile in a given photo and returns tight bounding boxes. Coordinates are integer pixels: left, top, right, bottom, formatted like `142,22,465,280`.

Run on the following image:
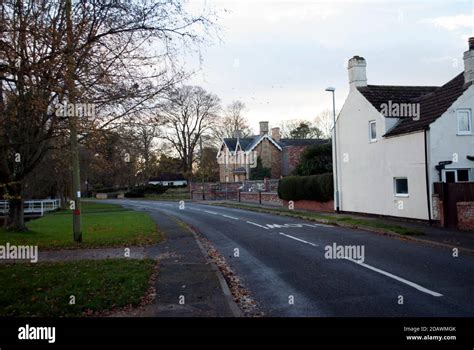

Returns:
357,72,470,137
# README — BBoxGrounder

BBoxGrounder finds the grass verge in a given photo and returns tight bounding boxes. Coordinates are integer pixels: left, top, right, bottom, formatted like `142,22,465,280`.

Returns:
0,259,156,317
211,202,424,236
0,202,163,249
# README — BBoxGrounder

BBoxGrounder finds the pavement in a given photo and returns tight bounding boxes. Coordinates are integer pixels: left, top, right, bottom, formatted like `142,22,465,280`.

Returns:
110,199,474,317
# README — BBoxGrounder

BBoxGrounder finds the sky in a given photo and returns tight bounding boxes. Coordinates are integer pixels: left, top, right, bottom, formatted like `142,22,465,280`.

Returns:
184,0,474,132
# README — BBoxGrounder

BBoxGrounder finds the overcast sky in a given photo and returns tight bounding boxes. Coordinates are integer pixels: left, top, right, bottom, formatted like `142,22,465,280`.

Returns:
185,0,474,132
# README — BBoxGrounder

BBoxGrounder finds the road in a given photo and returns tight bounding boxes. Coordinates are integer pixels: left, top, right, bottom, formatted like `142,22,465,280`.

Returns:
113,199,474,317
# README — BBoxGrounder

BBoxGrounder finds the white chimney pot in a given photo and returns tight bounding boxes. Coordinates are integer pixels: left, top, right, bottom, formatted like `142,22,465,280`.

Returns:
348,56,367,88
464,37,474,86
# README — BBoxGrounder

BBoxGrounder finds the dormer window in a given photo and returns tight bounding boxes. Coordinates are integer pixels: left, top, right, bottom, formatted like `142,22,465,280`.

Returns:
369,120,377,142
457,109,472,135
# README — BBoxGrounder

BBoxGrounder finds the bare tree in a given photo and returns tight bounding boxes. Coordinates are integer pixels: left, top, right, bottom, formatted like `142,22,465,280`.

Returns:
314,109,337,139
130,123,160,184
0,0,217,230
158,85,221,174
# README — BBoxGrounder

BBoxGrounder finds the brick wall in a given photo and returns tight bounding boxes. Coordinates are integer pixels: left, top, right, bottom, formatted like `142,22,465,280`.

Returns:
457,202,474,231
239,192,259,203
432,194,441,221
282,199,334,213
261,192,283,206
239,191,283,206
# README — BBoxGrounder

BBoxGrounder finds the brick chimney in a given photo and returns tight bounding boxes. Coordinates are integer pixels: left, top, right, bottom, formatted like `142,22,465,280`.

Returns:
348,55,367,88
464,37,474,86
271,127,281,141
259,121,269,135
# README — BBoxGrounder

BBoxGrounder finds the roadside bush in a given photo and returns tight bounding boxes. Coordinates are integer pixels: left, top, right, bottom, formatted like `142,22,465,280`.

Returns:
124,188,145,198
124,184,167,198
278,173,333,202
293,141,332,176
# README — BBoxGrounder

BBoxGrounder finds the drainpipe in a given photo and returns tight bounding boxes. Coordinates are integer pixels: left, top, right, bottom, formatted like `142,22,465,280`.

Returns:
424,128,432,225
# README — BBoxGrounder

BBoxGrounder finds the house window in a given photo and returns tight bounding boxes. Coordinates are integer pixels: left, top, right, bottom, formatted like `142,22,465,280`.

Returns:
394,178,409,196
458,169,470,182
457,109,472,135
445,169,470,183
369,121,377,142
445,170,456,183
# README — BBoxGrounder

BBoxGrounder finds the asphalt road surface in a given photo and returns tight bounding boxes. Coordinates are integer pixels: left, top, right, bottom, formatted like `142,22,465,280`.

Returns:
113,199,474,317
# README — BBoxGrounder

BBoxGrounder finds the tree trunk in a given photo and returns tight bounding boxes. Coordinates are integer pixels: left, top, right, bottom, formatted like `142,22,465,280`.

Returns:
4,182,26,231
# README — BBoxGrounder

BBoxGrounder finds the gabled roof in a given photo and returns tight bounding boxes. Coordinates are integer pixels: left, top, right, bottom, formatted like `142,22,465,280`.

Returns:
358,85,438,112
219,134,327,155
223,138,238,151
357,72,471,137
384,73,469,137
237,137,256,150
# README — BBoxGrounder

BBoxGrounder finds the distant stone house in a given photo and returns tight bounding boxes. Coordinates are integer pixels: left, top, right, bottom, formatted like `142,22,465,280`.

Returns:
217,121,327,182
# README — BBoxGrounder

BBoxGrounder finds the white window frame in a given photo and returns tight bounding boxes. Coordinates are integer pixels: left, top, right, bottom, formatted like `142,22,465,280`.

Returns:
443,168,471,183
369,120,377,142
457,109,472,135
394,177,409,197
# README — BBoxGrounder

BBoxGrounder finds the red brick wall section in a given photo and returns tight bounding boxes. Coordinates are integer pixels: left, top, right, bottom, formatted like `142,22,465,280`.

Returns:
261,192,283,206
240,192,259,203
283,199,334,213
239,192,283,206
457,202,474,231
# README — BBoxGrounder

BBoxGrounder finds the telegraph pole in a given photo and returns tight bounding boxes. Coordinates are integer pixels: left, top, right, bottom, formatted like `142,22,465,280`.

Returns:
65,0,82,242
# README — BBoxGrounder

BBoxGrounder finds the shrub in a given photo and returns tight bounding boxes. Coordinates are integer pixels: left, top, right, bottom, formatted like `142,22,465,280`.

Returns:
124,184,167,198
124,188,145,198
293,142,332,176
250,156,271,180
278,173,333,202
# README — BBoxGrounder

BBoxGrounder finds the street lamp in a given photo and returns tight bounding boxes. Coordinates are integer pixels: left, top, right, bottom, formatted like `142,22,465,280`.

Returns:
325,87,340,213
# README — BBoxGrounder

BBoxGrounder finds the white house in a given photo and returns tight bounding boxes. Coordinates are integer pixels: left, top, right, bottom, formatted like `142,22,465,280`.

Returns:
149,173,187,187
334,38,474,221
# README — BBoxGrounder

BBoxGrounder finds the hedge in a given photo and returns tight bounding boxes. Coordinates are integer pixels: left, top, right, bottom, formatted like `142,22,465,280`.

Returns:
124,184,167,198
278,173,333,202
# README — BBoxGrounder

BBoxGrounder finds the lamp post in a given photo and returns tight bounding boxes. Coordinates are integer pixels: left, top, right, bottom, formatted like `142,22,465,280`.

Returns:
200,136,205,200
325,87,340,213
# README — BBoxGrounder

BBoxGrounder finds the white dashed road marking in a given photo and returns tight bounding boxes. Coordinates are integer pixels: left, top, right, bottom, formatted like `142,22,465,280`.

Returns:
279,232,318,247
246,221,269,230
343,257,443,297
204,210,218,215
222,214,239,220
